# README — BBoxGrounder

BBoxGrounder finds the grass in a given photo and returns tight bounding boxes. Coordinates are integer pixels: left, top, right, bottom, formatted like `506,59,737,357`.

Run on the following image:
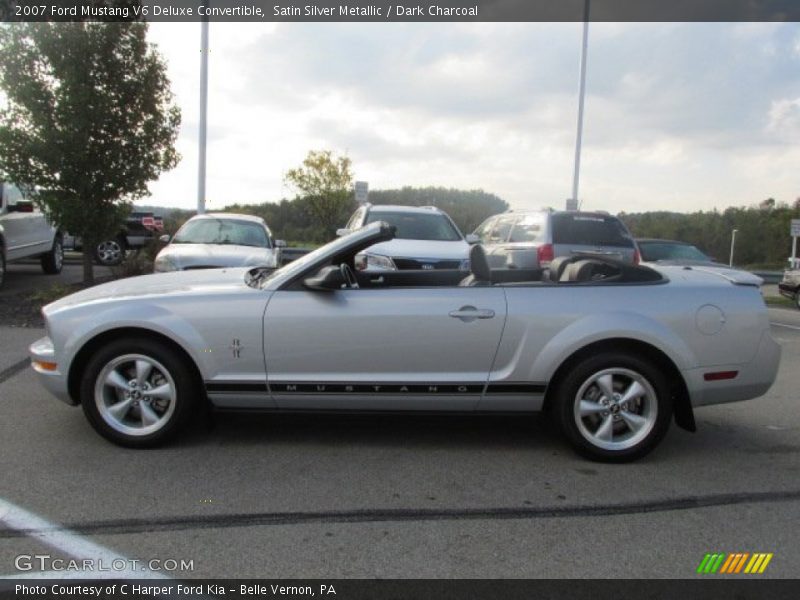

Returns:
27,283,78,306
764,294,796,309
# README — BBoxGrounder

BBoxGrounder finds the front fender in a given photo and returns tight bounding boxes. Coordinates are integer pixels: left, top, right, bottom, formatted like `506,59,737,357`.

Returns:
54,302,213,380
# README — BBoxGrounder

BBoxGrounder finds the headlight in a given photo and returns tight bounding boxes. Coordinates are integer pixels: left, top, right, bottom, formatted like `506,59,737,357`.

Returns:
355,253,396,271
154,254,178,272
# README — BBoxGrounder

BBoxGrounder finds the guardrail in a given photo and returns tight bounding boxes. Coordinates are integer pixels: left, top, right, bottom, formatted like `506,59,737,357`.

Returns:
280,247,312,265
753,271,783,284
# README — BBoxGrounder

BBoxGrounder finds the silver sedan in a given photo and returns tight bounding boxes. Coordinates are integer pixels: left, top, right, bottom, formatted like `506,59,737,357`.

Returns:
30,222,780,461
154,212,284,272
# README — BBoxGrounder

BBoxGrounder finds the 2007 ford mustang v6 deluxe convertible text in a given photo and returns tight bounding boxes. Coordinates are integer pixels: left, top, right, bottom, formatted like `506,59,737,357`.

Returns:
30,222,780,461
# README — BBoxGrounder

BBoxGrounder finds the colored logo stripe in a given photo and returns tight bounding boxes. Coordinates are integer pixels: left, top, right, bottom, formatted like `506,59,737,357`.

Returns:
697,552,773,574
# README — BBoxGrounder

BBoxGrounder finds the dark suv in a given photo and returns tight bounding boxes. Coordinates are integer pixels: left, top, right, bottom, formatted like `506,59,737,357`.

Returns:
473,210,639,269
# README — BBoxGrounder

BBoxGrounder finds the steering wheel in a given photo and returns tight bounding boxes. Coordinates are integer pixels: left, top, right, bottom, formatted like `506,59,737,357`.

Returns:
340,263,359,289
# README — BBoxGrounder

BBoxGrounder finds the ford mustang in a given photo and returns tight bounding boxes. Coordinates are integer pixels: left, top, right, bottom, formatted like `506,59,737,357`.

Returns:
29,222,781,461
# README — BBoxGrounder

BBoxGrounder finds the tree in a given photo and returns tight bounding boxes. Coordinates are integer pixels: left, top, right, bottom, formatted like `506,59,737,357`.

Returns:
284,150,354,238
0,23,181,283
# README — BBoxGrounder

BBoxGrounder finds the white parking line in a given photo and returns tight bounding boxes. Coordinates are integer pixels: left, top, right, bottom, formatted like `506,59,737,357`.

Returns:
771,322,800,331
0,497,166,579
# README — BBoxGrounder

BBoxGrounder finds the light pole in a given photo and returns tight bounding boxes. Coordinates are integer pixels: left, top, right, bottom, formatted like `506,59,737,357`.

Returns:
197,18,209,215
569,0,590,211
729,229,738,267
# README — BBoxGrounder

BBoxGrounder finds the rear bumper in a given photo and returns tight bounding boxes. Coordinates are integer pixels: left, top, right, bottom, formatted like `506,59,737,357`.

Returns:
684,330,781,407
29,336,75,406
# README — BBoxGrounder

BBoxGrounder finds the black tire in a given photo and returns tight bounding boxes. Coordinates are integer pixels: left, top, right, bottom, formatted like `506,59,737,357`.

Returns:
79,337,199,448
0,246,5,290
795,289,800,311
40,234,64,274
552,352,673,462
94,237,126,266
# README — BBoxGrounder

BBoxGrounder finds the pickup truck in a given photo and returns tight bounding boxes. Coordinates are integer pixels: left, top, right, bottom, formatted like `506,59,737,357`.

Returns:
63,211,159,266
0,182,63,289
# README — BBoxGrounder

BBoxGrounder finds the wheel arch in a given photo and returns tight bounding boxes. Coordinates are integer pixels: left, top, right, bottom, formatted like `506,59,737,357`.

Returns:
67,327,204,405
543,337,696,432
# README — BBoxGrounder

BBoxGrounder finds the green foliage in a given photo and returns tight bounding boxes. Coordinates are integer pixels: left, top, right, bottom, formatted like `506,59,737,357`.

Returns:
284,150,355,237
620,200,800,268
224,186,510,244
0,22,181,282
367,186,508,233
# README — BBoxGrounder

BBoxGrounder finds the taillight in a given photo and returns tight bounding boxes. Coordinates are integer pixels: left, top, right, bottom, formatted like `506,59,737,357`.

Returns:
537,243,554,265
633,248,641,265
141,216,155,230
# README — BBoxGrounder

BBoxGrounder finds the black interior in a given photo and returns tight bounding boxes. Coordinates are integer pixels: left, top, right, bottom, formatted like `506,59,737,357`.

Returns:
298,240,664,291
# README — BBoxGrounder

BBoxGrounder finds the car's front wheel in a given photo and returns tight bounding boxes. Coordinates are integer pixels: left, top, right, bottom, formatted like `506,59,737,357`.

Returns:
552,353,673,462
79,338,198,447
41,235,64,274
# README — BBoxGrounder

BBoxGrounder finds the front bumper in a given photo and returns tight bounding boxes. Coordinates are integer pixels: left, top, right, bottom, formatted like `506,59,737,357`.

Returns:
29,336,75,406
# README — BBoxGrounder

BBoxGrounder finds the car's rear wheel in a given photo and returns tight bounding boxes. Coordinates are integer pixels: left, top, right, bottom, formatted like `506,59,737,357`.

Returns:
552,353,673,462
94,238,125,266
80,338,198,447
41,235,64,274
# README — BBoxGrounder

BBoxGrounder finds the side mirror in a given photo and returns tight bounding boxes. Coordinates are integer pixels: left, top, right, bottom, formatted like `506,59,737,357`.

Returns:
465,234,480,244
158,234,171,243
9,201,34,213
303,265,346,291
274,239,287,248
336,228,350,237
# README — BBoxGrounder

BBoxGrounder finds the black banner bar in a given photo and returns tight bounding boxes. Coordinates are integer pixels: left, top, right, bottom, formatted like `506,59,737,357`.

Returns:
2,0,800,23
2,579,800,600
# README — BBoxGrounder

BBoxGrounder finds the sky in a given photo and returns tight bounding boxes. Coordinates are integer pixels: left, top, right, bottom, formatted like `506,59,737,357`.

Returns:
145,22,800,214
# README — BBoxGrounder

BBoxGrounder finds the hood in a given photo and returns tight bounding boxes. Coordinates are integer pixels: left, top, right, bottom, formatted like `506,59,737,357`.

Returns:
45,268,252,313
364,239,469,260
156,243,278,270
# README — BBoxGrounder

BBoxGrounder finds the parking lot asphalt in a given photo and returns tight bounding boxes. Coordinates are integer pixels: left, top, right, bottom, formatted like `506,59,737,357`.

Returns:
0,255,112,299
0,308,798,579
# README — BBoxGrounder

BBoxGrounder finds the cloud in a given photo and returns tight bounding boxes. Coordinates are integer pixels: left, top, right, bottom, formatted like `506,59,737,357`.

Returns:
140,22,800,214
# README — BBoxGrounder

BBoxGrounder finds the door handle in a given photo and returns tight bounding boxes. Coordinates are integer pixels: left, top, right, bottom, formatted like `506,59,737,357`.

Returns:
449,306,495,321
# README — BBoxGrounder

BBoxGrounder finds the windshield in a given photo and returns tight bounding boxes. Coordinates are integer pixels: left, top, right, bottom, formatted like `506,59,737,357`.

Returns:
364,211,462,241
253,222,388,288
173,218,270,248
639,241,710,262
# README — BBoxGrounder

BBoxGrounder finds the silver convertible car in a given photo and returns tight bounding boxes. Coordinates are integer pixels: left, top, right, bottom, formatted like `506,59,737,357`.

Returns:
30,222,780,461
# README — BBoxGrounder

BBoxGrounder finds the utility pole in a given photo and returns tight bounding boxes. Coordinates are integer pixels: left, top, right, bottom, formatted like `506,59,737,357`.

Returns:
729,229,738,267
569,0,590,211
197,18,209,214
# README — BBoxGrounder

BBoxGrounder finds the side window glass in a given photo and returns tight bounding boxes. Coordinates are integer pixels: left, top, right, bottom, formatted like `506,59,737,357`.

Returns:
488,217,513,244
509,216,546,243
474,217,496,243
348,208,365,229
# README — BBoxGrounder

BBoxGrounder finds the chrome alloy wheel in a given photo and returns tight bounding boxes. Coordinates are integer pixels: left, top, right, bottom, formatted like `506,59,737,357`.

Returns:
573,368,657,451
96,240,123,265
94,354,177,436
54,239,64,270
